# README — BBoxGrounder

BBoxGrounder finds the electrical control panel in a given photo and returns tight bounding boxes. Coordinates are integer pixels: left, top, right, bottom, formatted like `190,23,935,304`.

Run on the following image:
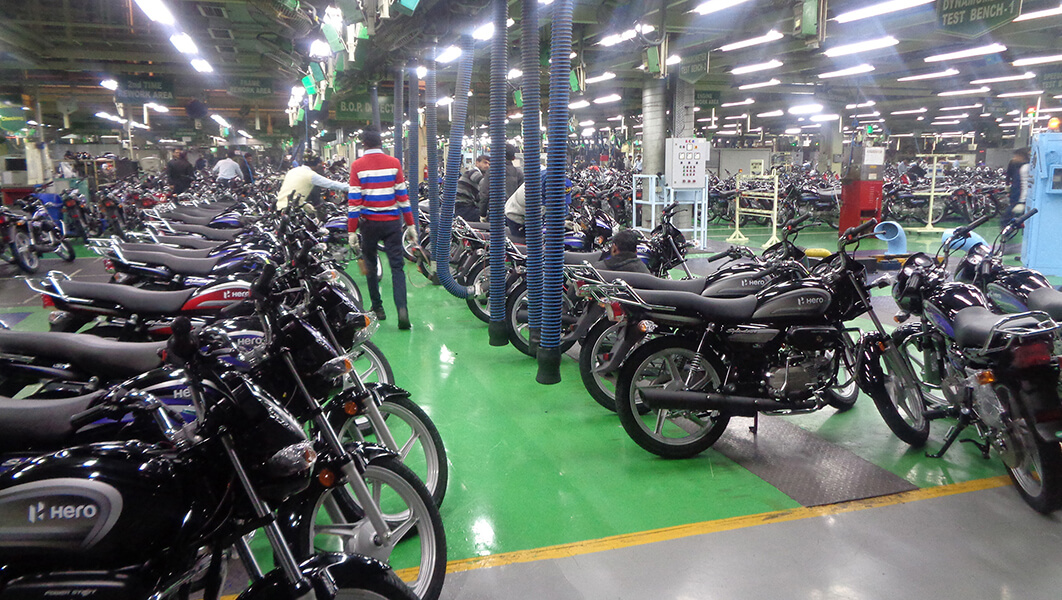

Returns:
665,138,709,189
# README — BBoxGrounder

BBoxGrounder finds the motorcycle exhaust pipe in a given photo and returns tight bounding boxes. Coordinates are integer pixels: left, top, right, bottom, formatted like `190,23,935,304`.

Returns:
638,389,813,417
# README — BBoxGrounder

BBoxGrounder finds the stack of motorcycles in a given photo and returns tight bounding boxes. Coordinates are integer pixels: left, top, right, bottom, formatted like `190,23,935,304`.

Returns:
0,179,451,599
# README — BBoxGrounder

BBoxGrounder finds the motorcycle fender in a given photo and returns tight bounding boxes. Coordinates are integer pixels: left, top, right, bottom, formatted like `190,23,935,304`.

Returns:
569,303,605,342
235,552,395,600
595,324,647,374
855,330,889,391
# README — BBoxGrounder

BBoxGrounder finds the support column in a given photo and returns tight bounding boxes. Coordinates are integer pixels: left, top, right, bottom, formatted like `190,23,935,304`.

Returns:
641,77,667,177
671,78,695,138
818,107,844,176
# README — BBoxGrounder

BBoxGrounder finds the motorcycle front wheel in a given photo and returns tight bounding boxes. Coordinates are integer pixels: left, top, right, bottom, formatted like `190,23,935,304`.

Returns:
299,455,446,600
463,260,492,323
825,333,859,411
55,239,76,262
11,231,39,274
579,319,623,411
505,280,578,357
615,336,731,458
867,343,930,446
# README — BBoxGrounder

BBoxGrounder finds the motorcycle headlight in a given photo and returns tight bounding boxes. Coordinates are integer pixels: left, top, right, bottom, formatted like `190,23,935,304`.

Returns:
346,312,379,348
265,440,318,478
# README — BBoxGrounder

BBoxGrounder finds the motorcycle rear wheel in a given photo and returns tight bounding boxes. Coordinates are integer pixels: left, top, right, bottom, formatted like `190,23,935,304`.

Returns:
579,319,623,411
615,336,731,459
505,281,578,357
1002,386,1062,514
464,260,492,323
55,239,75,262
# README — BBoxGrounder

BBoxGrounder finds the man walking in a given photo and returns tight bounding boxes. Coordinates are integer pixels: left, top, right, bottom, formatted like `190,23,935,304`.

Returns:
348,129,416,330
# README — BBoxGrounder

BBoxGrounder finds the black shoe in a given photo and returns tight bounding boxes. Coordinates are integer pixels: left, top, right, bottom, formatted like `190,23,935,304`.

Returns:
397,307,411,330
372,307,387,321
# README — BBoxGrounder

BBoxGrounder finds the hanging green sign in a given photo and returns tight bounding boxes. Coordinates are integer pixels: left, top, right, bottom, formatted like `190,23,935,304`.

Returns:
678,52,709,84
694,90,721,109
115,75,176,105
0,106,26,133
335,95,396,121
1040,69,1062,95
936,0,1021,37
228,77,274,99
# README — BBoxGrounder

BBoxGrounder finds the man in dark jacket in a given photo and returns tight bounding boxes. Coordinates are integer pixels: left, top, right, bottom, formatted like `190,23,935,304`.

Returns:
166,150,195,195
239,151,255,184
478,144,523,220
456,155,489,222
602,229,650,273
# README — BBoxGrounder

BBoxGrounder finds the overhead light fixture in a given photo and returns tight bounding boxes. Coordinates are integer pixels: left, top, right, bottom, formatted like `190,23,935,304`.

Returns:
789,103,823,115
129,121,150,130
833,0,934,22
309,39,332,58
133,0,175,25
593,94,621,104
819,64,875,78
925,43,1006,63
1013,54,1062,67
1014,5,1062,21
739,79,781,90
145,103,169,113
854,111,881,117
472,23,495,40
811,113,840,121
997,90,1043,97
414,66,428,79
784,127,801,134
100,79,119,91
190,59,213,73
724,114,748,120
731,59,783,75
538,0,553,4
939,103,982,111
581,127,595,137
169,32,198,54
721,98,755,107
437,45,462,64
823,36,898,57
666,55,682,65
802,123,823,128
931,120,961,125
237,129,253,138
845,101,877,109
718,29,784,52
569,100,591,109
898,68,959,81
970,72,1036,84
757,109,784,117
509,112,522,119
210,114,231,128
585,72,616,84
507,68,522,79
436,96,454,106
579,119,595,126
938,86,990,96
692,0,754,15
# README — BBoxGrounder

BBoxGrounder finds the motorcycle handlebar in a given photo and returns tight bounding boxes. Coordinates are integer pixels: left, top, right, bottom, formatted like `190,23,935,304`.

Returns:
1014,207,1038,227
953,212,993,238
251,262,278,299
841,218,878,241
785,212,813,229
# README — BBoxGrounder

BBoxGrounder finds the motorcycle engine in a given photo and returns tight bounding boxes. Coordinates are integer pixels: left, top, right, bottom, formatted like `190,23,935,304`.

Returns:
765,351,833,399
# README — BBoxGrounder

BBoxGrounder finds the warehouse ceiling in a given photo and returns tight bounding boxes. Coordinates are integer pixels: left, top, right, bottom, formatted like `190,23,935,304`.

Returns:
0,0,1060,140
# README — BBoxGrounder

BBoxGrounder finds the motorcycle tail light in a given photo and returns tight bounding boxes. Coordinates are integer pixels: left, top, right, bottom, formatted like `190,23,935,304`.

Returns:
65,200,76,207
573,279,589,298
1012,341,1053,369
103,259,115,272
602,300,625,322
41,294,54,308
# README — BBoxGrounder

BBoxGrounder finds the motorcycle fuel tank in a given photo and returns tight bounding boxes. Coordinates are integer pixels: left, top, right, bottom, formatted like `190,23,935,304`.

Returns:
180,279,253,312
751,280,833,322
924,282,990,338
986,269,1052,314
701,263,803,298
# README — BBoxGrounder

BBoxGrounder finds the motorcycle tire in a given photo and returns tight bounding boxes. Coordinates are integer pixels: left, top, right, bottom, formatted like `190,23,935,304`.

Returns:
579,319,624,412
11,231,39,274
298,453,447,600
1002,386,1062,514
352,341,395,385
332,569,419,600
464,260,492,323
825,333,859,411
505,280,577,357
615,336,731,459
55,239,76,262
334,269,364,309
336,394,449,509
867,345,930,447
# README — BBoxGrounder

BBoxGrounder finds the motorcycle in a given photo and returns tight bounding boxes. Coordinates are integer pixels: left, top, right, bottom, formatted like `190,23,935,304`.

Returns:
7,189,76,273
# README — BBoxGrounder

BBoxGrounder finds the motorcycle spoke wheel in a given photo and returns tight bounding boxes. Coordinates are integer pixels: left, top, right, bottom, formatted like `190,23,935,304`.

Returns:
1004,410,1062,514
869,348,930,447
464,262,492,323
308,456,446,600
579,320,623,411
12,232,38,274
615,337,730,459
825,333,859,411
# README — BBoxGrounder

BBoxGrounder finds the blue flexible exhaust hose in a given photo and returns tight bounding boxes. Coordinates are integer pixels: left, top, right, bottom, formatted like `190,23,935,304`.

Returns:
487,0,510,346
407,66,420,229
434,35,475,300
521,0,543,356
537,0,573,384
426,50,440,247
370,83,382,132
393,66,404,164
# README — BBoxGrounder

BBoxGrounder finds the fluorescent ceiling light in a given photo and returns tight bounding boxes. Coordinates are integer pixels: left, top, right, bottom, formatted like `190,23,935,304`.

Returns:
579,119,595,126
833,0,934,23
539,0,553,4
718,30,784,52
971,72,1035,84
811,113,840,121
898,68,959,81
190,59,213,73
823,36,898,57
925,43,1006,63
739,79,781,90
693,0,753,15
819,64,875,78
931,120,961,125
845,101,876,109
666,55,682,65
309,39,331,58
415,66,428,79
784,127,801,134
507,68,522,79
757,109,784,117
1014,5,1062,21
997,90,1043,97
569,100,591,109
581,128,595,137
436,96,454,106
938,86,990,96
100,79,118,91
593,94,622,104
695,117,715,122
724,114,748,120
472,23,495,40
1013,54,1062,66
939,103,982,111
509,113,522,119
731,59,783,75
789,103,823,115
169,32,198,54
585,72,616,84
133,0,175,25
890,107,927,115
855,111,881,117
210,114,231,128
237,130,253,138
721,98,755,107
437,45,462,63
145,103,169,113
607,115,624,121
129,121,149,130
802,123,823,128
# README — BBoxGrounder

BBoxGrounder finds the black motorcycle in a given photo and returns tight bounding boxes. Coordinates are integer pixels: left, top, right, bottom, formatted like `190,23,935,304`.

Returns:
865,213,1062,513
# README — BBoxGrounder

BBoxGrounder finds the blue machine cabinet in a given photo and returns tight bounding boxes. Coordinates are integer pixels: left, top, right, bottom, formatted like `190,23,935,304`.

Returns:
1023,132,1062,276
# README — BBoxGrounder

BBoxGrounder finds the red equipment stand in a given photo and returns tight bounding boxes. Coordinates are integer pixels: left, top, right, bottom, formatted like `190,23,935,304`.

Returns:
838,180,883,235
1,187,35,206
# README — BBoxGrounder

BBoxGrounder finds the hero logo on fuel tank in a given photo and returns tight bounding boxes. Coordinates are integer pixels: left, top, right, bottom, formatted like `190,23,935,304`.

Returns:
28,501,99,523
222,289,250,300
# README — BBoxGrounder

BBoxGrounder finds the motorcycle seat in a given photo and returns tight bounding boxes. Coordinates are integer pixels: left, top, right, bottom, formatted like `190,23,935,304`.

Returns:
57,280,195,314
466,221,491,231
115,243,216,259
117,250,225,277
595,270,708,294
0,330,164,379
152,235,224,250
165,222,244,241
633,289,757,323
1026,287,1062,321
952,307,1045,348
0,391,106,451
163,212,226,227
564,251,605,266
818,188,841,197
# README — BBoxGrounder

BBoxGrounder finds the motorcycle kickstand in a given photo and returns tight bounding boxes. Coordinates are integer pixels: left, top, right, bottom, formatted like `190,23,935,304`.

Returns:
749,413,759,435
927,407,975,459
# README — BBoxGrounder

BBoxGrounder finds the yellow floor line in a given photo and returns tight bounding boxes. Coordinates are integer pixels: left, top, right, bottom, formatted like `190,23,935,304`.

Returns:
443,476,1011,574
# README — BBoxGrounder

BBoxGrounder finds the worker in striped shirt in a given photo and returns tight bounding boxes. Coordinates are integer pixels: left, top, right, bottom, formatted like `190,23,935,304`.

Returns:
348,128,416,330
